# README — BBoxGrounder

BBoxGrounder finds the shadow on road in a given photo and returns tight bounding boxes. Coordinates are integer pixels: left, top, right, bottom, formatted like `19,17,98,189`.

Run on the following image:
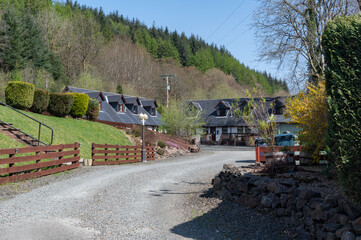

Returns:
170,189,292,240
235,160,255,164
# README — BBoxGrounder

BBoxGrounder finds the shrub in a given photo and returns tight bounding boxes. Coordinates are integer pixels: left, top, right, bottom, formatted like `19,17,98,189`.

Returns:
5,81,34,109
86,98,100,120
157,148,165,156
48,93,74,117
323,14,361,203
30,88,50,113
68,93,89,118
157,141,166,148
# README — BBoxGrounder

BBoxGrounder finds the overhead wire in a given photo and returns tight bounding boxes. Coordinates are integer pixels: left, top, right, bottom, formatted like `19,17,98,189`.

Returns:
206,0,246,41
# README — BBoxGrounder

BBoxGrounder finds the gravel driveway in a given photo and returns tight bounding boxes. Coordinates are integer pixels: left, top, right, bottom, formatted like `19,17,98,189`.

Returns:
0,146,290,240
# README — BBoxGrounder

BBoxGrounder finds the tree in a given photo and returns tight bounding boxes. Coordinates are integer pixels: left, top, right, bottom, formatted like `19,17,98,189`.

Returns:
160,100,205,139
284,80,327,160
254,0,358,87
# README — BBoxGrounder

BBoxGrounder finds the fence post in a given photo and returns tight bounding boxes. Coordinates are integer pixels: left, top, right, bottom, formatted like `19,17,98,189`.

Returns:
116,145,120,161
74,142,79,165
104,144,108,163
91,143,95,165
8,152,14,176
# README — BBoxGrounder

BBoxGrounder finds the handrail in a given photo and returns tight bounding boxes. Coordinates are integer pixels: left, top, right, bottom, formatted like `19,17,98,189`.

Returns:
0,102,53,145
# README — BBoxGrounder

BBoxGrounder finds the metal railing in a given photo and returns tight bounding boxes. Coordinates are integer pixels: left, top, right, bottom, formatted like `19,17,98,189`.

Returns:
0,102,53,146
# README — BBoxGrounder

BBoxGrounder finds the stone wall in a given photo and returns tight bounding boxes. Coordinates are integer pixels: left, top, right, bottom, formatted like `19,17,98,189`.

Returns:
212,164,361,240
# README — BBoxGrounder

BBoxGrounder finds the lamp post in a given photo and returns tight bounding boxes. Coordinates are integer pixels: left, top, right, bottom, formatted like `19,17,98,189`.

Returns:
138,113,149,162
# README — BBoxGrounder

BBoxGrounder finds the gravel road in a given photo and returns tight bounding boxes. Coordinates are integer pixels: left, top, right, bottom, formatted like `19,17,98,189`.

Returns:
0,146,291,240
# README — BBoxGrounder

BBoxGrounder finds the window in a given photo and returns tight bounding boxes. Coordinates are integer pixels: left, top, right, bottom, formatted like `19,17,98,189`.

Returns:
275,106,283,115
118,104,124,113
222,127,228,134
151,108,156,116
133,106,138,114
217,109,227,116
99,101,102,111
245,127,251,134
237,127,243,134
273,100,284,115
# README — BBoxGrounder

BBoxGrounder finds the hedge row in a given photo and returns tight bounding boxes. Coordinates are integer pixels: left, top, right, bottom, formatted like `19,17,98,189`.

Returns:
323,15,361,203
4,81,99,119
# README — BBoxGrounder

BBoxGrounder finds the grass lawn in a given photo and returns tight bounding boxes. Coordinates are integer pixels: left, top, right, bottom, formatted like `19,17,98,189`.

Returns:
0,105,131,159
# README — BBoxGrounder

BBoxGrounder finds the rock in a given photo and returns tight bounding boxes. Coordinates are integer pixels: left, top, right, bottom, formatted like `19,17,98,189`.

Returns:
275,183,291,195
322,211,336,222
212,177,222,191
296,198,307,210
218,187,232,200
303,205,313,218
325,196,339,208
341,231,355,240
309,198,325,209
316,230,326,240
324,222,341,232
271,195,281,209
275,208,285,217
223,164,240,175
339,214,351,225
280,193,289,208
248,175,262,184
355,237,361,240
253,177,272,188
235,182,249,193
325,232,336,240
261,195,272,208
343,201,361,220
280,178,298,187
297,230,312,240
267,181,276,192
297,187,321,201
336,225,352,238
352,216,361,235
312,207,323,221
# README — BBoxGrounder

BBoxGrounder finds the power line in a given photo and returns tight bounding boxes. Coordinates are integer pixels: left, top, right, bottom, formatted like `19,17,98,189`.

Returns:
206,0,246,41
226,27,250,46
216,11,252,45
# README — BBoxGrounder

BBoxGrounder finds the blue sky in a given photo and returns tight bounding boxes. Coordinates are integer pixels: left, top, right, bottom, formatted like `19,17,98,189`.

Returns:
75,0,282,80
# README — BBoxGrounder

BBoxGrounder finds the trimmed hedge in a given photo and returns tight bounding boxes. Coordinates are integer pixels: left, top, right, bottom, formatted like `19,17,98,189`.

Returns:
5,81,34,109
30,88,50,113
69,93,89,118
48,93,74,117
323,15,361,203
86,98,99,120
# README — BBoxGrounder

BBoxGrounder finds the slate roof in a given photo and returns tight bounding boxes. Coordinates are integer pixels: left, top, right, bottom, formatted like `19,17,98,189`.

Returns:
64,86,162,126
187,97,289,128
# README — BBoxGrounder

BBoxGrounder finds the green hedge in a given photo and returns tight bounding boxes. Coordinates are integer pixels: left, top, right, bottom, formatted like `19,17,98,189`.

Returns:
86,98,100,120
5,81,34,109
48,93,74,117
323,14,361,203
68,93,89,118
30,88,50,113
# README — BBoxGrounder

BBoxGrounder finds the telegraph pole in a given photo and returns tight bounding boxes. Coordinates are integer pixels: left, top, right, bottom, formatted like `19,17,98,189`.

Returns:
160,74,176,107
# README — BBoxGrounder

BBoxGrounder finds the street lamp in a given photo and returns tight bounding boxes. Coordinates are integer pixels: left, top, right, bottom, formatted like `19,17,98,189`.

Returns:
138,113,149,162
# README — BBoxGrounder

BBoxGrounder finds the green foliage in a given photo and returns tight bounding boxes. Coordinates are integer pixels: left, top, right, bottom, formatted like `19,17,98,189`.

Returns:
48,93,74,117
30,88,49,113
157,140,166,148
190,48,215,73
323,14,361,203
69,93,89,118
116,84,123,94
86,98,99,120
5,81,34,109
160,100,205,138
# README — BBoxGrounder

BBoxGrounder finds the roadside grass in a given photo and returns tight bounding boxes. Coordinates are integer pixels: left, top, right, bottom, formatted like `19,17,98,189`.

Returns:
0,105,131,160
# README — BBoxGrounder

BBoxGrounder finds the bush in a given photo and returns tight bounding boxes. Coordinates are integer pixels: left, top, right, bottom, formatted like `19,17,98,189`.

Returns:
48,93,74,117
5,81,34,109
86,98,100,120
30,88,50,113
157,141,166,148
323,14,361,203
68,93,89,118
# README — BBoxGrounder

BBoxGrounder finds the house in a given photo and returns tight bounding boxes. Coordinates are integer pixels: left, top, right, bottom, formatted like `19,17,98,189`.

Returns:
187,97,299,146
63,86,162,130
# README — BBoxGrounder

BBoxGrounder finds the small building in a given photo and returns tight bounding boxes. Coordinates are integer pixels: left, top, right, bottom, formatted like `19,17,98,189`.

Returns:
64,86,161,130
187,97,299,145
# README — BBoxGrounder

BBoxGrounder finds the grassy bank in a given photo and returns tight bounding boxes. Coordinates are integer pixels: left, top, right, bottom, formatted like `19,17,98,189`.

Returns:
0,105,131,159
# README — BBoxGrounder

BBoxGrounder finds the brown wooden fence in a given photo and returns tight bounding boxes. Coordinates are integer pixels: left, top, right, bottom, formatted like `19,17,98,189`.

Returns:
256,146,303,163
92,144,155,165
0,143,80,184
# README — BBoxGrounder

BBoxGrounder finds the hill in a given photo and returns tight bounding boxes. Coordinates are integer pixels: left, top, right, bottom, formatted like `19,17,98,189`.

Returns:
0,106,130,159
0,0,288,104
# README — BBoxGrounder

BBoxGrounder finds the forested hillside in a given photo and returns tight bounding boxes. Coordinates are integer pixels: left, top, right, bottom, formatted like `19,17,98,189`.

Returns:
0,0,288,104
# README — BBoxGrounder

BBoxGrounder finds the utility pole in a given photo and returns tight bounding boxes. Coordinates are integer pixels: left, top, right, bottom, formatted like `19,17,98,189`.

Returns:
160,74,176,107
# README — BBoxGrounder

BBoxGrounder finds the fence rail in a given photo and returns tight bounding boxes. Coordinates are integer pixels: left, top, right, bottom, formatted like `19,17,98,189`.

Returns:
256,146,303,163
0,143,80,184
92,144,156,165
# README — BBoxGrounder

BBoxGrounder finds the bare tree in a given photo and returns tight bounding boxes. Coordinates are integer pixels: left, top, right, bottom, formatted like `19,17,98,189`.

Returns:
253,0,359,89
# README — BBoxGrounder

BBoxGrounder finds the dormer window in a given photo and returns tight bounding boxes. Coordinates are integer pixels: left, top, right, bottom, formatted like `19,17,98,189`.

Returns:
217,109,227,116
273,100,284,115
99,101,102,111
151,107,156,116
118,104,124,113
215,101,230,116
133,105,138,114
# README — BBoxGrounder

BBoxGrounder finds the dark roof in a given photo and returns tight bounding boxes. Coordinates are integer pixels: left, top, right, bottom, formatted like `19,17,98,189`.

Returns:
188,97,289,127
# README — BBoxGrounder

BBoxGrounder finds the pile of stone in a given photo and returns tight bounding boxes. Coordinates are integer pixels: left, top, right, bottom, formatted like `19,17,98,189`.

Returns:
212,164,361,240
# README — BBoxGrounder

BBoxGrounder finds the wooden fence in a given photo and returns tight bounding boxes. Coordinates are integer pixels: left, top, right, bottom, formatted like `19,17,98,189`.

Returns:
92,144,156,165
0,143,80,184
256,146,303,163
